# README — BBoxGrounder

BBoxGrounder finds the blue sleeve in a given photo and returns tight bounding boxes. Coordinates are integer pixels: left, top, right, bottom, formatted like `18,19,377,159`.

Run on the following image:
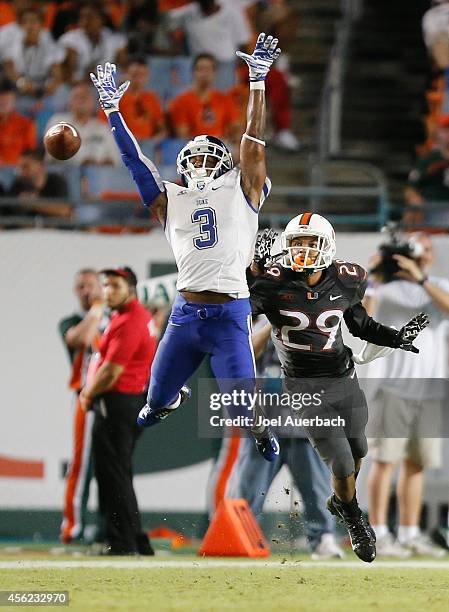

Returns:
108,111,164,207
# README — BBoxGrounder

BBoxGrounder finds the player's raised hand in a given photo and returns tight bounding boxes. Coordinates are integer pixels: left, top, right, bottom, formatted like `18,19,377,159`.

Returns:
253,229,278,271
396,312,430,353
236,33,281,82
90,62,130,115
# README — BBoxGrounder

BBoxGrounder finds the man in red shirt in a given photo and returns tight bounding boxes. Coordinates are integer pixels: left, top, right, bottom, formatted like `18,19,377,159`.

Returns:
80,266,157,555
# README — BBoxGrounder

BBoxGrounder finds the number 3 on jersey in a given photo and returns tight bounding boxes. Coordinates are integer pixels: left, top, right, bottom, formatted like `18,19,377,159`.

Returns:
192,207,218,249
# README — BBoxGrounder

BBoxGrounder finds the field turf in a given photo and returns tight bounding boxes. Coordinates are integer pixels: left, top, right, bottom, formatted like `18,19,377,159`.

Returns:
1,551,449,612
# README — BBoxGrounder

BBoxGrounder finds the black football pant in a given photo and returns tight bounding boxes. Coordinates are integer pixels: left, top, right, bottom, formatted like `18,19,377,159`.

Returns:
285,370,369,479
92,391,148,554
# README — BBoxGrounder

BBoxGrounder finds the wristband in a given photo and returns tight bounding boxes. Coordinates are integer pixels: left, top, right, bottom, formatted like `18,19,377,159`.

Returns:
243,133,266,146
417,276,428,286
250,81,265,90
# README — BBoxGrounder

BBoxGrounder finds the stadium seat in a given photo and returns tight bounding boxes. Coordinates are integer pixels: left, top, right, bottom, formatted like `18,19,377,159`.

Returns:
0,165,16,191
140,139,156,160
75,201,138,223
48,164,82,201
147,56,192,103
82,165,137,199
158,138,187,166
36,108,55,141
158,165,179,182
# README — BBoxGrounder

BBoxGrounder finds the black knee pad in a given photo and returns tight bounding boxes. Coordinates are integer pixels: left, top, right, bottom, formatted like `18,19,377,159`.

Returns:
349,436,368,461
312,438,356,479
330,451,356,479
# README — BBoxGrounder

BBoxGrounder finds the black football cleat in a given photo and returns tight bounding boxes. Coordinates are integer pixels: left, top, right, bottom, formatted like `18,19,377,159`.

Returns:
327,494,376,563
252,427,280,462
137,386,191,427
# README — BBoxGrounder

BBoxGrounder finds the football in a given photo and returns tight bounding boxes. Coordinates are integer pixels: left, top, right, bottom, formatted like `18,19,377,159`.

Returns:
43,122,81,160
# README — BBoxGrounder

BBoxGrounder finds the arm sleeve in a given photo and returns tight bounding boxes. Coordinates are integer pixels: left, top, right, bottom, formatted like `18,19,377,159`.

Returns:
344,302,399,347
103,320,140,367
107,111,165,207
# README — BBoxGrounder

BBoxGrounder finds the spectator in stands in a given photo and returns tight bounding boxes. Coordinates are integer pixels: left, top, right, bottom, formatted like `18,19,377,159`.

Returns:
125,0,162,57
423,0,449,114
8,148,68,199
98,57,166,141
168,0,252,90
0,7,22,64
0,0,33,28
168,53,240,145
365,233,449,557
229,63,300,152
80,266,157,556
51,2,85,41
46,81,120,166
2,7,65,98
253,0,299,81
2,148,70,218
58,3,127,83
405,114,449,225
0,78,36,165
422,0,449,70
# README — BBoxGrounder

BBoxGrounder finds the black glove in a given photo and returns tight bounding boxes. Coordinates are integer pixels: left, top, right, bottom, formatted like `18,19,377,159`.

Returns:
253,229,278,272
395,312,430,353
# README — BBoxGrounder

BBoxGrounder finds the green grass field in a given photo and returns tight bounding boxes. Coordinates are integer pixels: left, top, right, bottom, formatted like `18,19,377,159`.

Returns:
1,550,449,612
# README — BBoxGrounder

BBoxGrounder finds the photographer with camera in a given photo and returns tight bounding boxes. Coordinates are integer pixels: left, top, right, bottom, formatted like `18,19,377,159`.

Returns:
365,230,449,557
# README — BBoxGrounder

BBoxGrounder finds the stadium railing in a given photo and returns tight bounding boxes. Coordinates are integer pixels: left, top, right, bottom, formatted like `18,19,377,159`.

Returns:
317,0,363,158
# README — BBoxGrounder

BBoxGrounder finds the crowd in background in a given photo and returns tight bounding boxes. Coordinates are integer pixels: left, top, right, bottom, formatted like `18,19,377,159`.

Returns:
405,0,449,227
0,0,301,217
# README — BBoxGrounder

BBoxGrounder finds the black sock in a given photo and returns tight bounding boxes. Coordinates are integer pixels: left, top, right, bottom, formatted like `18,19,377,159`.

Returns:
334,493,360,516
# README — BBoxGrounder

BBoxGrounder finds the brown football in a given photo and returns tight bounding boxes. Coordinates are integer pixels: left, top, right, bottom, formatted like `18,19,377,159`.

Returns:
44,122,81,160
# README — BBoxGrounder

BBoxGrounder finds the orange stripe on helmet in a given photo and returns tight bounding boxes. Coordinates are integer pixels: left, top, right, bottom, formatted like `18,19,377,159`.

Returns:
300,212,313,225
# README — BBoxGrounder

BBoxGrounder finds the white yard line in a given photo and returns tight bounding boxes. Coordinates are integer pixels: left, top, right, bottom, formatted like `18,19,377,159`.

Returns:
1,559,449,570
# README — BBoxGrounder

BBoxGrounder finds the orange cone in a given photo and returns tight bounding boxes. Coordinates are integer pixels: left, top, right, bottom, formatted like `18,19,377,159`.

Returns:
199,499,270,557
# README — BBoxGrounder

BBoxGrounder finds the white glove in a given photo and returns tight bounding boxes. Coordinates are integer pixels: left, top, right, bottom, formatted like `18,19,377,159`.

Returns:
236,33,281,82
90,62,130,115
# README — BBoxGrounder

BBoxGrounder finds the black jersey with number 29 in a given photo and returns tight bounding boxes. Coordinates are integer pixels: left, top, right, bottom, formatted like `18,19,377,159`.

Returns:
248,260,398,378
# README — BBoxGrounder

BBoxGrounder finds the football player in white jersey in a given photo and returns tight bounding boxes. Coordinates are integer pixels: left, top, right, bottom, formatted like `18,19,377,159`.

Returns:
90,34,281,460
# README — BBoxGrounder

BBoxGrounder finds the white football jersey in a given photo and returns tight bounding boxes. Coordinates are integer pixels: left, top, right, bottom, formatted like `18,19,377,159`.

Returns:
164,167,271,298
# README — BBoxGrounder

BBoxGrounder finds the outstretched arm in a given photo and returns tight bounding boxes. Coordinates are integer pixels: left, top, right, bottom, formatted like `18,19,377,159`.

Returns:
237,34,280,209
344,302,429,353
90,63,168,225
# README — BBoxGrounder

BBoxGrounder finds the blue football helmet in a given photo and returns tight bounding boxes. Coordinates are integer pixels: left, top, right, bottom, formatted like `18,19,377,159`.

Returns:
176,135,233,190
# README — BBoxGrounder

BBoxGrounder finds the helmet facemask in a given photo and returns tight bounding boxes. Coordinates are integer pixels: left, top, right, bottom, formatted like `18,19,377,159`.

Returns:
281,231,335,272
176,136,233,190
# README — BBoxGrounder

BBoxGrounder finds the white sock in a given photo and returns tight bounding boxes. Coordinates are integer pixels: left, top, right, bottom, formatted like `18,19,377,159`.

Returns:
398,525,420,544
372,524,389,539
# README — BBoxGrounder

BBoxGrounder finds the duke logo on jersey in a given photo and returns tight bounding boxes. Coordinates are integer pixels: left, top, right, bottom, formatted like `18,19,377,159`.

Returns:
164,166,271,297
